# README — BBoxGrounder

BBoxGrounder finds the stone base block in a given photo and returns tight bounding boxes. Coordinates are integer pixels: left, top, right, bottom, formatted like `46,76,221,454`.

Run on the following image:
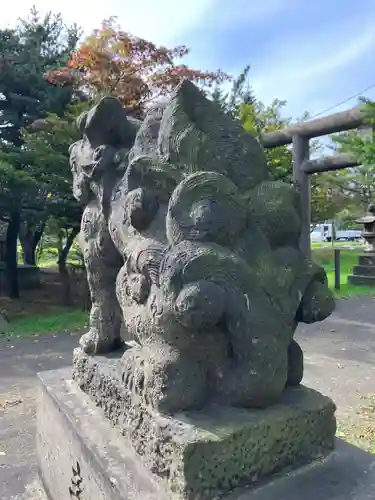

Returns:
348,253,375,287
348,274,375,287
37,368,166,500
37,359,338,500
359,253,375,266
72,349,336,499
353,264,375,277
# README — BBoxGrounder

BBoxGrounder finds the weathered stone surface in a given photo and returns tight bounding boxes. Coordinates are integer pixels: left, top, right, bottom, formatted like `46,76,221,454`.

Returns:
348,215,375,286
233,441,375,500
71,349,336,500
69,80,335,414
353,264,375,277
38,368,375,500
356,203,375,252
39,367,375,500
348,274,375,287
37,368,167,500
359,253,375,266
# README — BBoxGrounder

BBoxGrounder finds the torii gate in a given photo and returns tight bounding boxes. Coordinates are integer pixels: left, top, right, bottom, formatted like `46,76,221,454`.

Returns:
260,107,371,258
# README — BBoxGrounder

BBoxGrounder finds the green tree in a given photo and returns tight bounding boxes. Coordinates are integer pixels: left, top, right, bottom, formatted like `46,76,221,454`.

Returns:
332,104,375,211
213,68,347,223
309,171,350,223
308,104,375,226
212,66,293,183
239,99,293,183
22,101,90,271
211,65,256,117
0,163,40,297
0,8,79,297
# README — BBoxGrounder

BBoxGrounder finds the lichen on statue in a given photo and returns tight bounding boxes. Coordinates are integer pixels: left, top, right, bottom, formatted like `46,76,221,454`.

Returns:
70,80,335,414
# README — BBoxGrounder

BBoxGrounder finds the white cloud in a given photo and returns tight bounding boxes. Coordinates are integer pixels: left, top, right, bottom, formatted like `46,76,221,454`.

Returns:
205,0,289,28
248,21,375,118
2,0,294,45
0,0,213,45
4,0,375,123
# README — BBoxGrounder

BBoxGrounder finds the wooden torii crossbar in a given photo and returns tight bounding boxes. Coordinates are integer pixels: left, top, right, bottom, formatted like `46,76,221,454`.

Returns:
260,106,370,257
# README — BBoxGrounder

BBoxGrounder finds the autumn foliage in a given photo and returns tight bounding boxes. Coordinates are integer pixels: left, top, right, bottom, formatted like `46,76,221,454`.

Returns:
46,17,230,116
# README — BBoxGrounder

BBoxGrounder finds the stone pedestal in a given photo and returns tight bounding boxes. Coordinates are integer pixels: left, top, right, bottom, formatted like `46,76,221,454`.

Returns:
348,253,375,287
37,348,339,500
36,366,375,500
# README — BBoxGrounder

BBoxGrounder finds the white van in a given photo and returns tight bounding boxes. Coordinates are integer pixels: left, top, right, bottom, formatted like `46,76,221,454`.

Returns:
310,223,361,243
310,225,325,243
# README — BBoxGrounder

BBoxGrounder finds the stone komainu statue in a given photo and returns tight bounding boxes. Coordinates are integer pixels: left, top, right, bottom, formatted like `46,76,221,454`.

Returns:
70,81,334,414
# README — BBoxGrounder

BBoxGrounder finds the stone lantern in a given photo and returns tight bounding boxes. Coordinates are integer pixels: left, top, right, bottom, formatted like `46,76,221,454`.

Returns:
356,203,375,253
348,203,375,287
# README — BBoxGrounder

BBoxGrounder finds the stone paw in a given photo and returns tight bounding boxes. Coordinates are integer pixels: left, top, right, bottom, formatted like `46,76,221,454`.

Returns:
79,331,123,355
297,280,335,324
286,339,303,387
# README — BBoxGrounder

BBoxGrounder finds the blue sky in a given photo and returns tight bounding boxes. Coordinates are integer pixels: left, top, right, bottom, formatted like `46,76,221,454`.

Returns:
3,0,375,120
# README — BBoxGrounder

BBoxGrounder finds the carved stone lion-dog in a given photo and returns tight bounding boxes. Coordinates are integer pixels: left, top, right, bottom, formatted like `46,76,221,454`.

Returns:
69,80,334,413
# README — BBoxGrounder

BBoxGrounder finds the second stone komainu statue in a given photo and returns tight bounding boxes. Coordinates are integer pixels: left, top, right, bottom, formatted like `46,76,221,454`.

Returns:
68,80,336,499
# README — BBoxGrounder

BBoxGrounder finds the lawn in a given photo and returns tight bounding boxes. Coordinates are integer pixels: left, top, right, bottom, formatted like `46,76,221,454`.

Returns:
3,308,88,338
312,246,375,297
2,245,373,339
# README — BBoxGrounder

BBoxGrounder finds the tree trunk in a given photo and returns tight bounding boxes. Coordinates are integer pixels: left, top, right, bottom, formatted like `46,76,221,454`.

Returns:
19,222,45,266
5,210,20,299
57,227,79,271
57,227,79,305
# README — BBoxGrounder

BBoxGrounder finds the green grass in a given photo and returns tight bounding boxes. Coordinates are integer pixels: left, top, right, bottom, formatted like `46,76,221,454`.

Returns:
18,242,83,269
312,247,375,298
2,309,88,338
311,241,362,249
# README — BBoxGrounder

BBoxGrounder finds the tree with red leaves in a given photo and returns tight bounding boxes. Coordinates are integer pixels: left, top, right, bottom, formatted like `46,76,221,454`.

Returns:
46,17,230,117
